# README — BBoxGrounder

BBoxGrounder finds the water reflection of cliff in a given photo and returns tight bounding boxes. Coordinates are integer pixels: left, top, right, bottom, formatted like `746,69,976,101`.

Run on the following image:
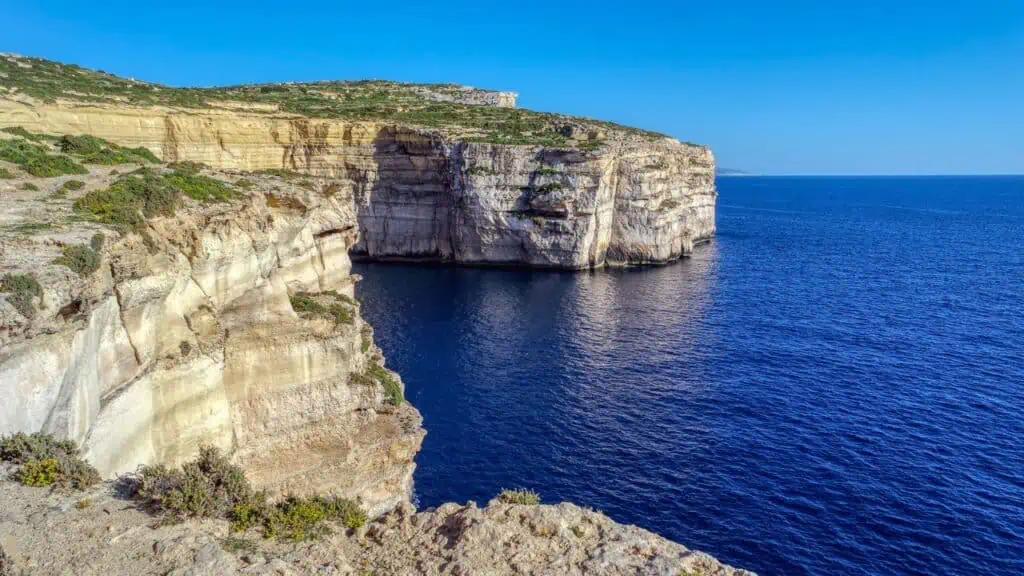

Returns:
554,242,720,409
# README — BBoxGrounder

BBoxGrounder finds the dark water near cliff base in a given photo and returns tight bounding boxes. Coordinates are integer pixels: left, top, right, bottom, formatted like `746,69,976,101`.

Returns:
353,176,1024,576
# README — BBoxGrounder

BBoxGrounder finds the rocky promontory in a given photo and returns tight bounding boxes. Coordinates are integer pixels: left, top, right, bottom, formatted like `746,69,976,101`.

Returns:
0,53,716,269
0,54,744,574
0,472,752,575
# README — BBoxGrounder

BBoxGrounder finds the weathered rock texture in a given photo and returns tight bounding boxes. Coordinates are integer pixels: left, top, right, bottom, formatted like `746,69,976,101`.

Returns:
0,97,716,269
0,163,424,517
0,55,736,573
0,475,755,575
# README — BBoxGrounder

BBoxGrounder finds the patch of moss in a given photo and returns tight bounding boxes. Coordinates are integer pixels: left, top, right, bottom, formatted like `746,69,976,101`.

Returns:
659,198,680,211
18,182,39,191
0,167,14,179
533,166,561,176
234,178,254,190
290,292,354,326
0,273,42,318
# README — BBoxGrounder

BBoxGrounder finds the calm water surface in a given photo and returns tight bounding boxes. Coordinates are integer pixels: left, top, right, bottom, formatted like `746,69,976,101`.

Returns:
354,176,1024,576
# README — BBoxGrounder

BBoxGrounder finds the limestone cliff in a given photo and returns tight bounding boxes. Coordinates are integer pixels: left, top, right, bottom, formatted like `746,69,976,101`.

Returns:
0,53,716,269
0,159,423,517
0,55,734,572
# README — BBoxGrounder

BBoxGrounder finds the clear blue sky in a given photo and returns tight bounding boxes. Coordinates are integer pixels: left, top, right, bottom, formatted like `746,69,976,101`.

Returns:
4,1,1022,174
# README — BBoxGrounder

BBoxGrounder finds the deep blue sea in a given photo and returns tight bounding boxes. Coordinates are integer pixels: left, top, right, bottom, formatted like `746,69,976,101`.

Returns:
353,176,1024,576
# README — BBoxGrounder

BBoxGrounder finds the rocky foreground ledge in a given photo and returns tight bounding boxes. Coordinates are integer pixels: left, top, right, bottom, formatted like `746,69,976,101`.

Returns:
0,475,752,576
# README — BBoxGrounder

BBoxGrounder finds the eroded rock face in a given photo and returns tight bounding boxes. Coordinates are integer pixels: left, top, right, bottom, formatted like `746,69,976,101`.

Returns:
0,168,423,516
0,99,716,269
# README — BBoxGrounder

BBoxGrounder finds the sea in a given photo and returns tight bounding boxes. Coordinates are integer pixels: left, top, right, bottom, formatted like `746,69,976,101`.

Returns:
353,176,1024,576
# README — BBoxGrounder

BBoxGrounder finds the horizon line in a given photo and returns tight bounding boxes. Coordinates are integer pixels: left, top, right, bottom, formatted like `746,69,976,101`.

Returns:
718,173,1024,178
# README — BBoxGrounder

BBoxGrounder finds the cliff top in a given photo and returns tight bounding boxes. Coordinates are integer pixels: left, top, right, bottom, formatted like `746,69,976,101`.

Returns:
0,54,688,149
0,468,753,576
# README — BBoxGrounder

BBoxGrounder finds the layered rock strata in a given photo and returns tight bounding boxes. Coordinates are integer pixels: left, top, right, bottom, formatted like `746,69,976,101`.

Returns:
0,98,716,269
0,163,423,516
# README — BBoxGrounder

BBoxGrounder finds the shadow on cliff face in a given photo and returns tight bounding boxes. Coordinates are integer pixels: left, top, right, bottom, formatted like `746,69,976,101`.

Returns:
353,127,453,262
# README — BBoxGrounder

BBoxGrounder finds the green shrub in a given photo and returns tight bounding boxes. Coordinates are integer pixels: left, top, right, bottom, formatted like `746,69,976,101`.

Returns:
259,495,366,541
56,134,159,165
367,361,403,406
290,292,353,325
0,273,43,318
55,455,102,490
1,126,51,142
135,446,255,522
0,167,13,179
496,488,540,505
0,432,100,490
19,182,39,191
235,178,254,190
167,161,206,175
53,243,102,276
57,134,106,156
73,170,180,231
534,166,561,176
163,171,235,201
62,179,85,191
0,137,89,177
27,154,89,177
16,458,59,487
132,446,364,542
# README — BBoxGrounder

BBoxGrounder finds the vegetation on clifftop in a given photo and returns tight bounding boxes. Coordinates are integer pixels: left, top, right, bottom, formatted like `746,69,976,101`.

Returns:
73,167,236,232
0,54,672,148
0,273,43,318
129,446,366,541
497,488,541,505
